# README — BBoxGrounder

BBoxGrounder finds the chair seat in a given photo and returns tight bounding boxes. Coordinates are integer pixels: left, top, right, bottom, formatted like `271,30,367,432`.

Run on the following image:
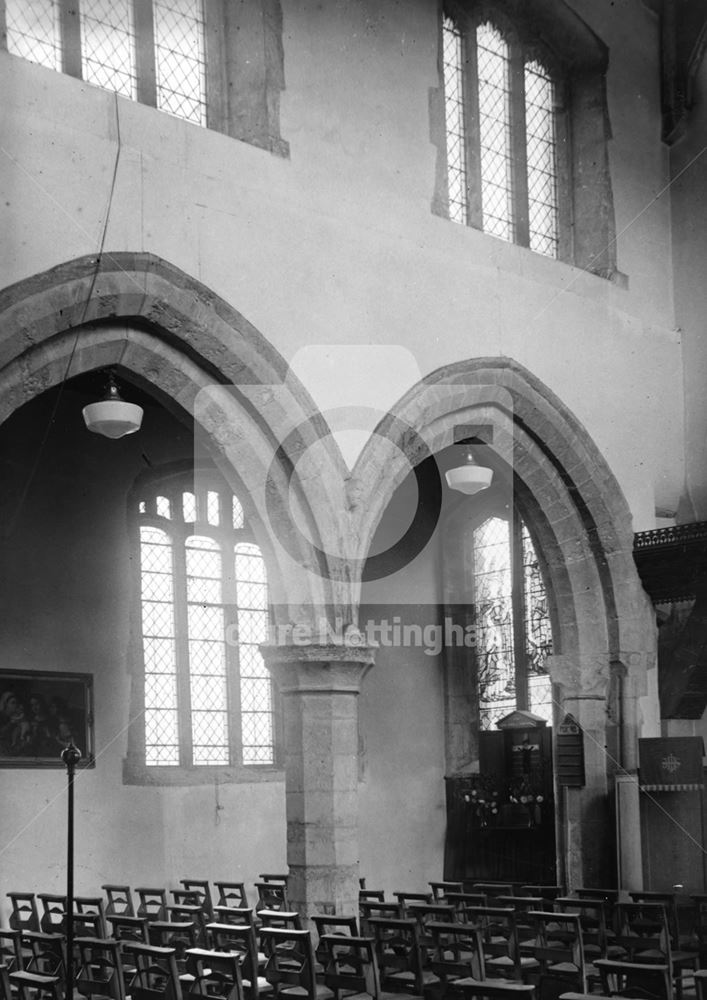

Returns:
453,976,536,997
10,972,61,987
279,986,333,1000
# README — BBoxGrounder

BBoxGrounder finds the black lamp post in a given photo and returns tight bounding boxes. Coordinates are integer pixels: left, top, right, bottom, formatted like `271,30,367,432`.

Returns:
61,740,81,1000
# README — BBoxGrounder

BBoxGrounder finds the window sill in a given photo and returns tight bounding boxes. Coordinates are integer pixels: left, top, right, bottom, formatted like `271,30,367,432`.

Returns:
122,756,284,786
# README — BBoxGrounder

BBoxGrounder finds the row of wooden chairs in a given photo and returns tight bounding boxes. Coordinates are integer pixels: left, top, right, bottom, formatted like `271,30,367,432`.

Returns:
5,876,291,939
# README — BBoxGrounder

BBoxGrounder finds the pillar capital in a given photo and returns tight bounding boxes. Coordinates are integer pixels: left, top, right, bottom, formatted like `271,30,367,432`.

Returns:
261,641,375,695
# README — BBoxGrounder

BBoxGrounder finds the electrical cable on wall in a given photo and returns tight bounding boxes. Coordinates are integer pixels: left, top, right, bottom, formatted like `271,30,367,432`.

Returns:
4,92,124,539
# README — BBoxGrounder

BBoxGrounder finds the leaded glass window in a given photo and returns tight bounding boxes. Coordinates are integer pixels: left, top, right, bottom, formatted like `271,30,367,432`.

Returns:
442,10,561,259
4,0,206,127
472,515,552,729
137,478,274,768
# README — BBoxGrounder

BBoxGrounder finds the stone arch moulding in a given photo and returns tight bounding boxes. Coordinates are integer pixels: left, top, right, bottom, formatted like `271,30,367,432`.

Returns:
351,356,657,887
0,252,353,626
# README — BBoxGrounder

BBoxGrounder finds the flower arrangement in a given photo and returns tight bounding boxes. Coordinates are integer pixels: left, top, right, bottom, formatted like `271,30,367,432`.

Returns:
457,772,547,827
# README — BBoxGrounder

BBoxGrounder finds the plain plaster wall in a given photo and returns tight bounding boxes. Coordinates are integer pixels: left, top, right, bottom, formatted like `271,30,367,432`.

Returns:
0,0,686,534
0,383,286,920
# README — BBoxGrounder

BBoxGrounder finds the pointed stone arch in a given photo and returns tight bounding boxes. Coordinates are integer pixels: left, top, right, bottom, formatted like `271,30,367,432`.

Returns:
0,252,352,623
351,356,657,885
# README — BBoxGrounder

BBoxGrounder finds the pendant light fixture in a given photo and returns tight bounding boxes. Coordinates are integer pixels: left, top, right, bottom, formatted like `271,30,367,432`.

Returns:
445,447,493,495
82,372,143,439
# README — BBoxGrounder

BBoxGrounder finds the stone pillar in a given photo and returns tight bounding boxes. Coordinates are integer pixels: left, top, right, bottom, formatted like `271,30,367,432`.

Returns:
261,641,375,919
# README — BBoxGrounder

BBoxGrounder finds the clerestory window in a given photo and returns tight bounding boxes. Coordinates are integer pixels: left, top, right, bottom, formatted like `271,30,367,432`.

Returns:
1,0,287,152
471,514,553,729
442,11,562,258
135,475,275,770
436,0,618,278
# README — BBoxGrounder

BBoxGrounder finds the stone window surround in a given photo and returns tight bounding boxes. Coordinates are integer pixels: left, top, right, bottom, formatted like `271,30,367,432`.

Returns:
0,0,288,157
123,461,285,786
433,0,623,282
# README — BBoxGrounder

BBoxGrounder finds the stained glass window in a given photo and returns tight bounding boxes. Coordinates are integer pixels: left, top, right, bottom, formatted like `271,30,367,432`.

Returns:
137,479,274,767
472,515,552,729
442,9,560,258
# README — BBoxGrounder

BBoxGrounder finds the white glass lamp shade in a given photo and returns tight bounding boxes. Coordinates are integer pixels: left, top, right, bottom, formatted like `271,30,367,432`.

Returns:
82,398,143,438
445,454,493,495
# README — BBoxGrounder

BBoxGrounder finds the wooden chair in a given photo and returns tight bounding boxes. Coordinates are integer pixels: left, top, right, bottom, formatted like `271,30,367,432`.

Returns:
258,910,303,931
613,902,697,1000
405,903,456,957
595,958,672,1000
320,932,423,1000
310,914,359,969
367,916,439,997
107,915,150,944
6,894,39,933
360,902,402,936
429,882,463,903
360,890,387,905
425,920,486,991
260,927,333,1000
0,930,23,973
695,968,707,1000
102,885,134,919
9,931,64,1000
0,964,13,1000
394,893,433,915
183,948,244,1000
74,936,126,1000
75,897,108,939
179,881,214,921
206,921,271,1000
255,883,289,915
212,906,257,928
467,907,538,983
473,885,515,902
122,942,181,1000
136,889,168,923
446,894,489,921
496,899,546,956
526,910,588,999
148,919,198,973
37,895,66,935
554,897,610,965
214,882,249,911
167,903,207,946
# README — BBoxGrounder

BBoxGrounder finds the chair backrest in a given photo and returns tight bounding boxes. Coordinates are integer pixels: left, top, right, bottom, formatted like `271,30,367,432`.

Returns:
260,928,319,1000
0,930,23,973
367,917,425,996
628,893,679,949
75,898,108,939
6,893,39,932
108,915,150,944
180,881,214,920
148,920,198,971
319,934,381,1000
167,903,207,945
214,882,249,910
75,936,126,1000
21,931,65,978
205,923,260,998
121,942,181,1000
394,892,433,914
311,914,359,965
212,906,256,928
445,892,488,919
429,882,464,902
359,890,385,905
37,894,67,934
406,904,456,954
596,958,672,1000
615,903,672,966
555,897,608,958
254,883,289,914
258,874,289,887
136,889,168,922
359,901,402,935
102,885,134,918
466,906,523,980
528,911,586,994
426,920,486,985
472,883,514,900
522,886,565,902
258,910,303,933
183,948,244,1000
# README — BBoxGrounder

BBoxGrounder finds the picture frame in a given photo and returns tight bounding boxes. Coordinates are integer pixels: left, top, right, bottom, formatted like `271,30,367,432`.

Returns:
0,670,94,767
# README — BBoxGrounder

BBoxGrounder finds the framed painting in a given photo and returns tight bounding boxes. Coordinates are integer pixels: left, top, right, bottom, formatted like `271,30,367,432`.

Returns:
0,670,94,767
